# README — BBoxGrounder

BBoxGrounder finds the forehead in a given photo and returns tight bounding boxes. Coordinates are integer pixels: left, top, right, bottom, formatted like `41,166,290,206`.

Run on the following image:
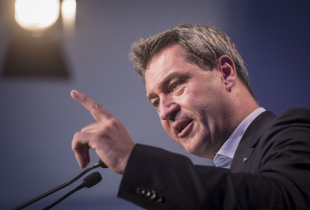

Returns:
145,45,188,93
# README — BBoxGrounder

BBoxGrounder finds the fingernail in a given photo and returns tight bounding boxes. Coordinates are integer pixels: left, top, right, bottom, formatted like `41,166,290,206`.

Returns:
72,90,79,96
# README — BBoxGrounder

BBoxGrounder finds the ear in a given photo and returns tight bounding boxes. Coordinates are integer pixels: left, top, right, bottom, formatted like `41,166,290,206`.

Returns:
216,55,237,92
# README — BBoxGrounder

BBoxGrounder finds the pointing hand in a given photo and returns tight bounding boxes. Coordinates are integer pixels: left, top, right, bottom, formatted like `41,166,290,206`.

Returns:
71,90,135,174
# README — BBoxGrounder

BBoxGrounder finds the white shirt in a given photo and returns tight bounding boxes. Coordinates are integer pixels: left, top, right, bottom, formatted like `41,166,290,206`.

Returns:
214,107,266,169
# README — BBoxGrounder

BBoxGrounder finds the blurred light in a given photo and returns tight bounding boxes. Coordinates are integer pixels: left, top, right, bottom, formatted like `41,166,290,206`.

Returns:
62,0,76,16
15,0,60,35
61,0,76,37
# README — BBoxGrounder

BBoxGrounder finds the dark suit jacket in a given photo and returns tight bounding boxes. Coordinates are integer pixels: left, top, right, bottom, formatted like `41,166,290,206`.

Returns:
118,107,310,209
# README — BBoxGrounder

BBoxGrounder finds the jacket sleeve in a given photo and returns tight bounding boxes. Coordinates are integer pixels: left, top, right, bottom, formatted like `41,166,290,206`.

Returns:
117,108,310,210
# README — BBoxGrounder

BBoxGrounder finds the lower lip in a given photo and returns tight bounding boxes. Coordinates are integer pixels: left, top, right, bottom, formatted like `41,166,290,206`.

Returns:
177,120,194,138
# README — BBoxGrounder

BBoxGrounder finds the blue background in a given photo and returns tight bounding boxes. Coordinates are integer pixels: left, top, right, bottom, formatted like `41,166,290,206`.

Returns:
1,0,310,209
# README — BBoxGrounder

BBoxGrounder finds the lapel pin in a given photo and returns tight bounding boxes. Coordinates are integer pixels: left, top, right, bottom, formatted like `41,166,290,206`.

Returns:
243,158,248,163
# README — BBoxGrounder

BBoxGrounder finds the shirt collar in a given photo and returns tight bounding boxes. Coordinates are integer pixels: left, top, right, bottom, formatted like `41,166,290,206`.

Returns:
214,107,266,168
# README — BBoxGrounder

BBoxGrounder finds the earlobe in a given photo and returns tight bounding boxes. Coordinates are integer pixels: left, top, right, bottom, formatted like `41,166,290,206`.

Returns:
218,55,236,91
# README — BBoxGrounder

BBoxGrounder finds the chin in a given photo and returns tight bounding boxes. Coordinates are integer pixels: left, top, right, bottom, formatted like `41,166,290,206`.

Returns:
183,137,209,158
183,141,202,156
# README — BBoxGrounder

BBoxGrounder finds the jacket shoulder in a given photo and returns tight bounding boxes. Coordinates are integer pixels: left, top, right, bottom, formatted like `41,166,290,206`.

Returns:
277,107,310,120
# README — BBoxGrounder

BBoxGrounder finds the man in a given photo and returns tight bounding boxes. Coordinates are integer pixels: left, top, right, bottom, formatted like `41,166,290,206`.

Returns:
71,24,310,209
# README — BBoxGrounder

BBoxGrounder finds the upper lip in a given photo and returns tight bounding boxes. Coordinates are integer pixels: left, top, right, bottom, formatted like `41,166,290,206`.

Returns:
173,119,193,134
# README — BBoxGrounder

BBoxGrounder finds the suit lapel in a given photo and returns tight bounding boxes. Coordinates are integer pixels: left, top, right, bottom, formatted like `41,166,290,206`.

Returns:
230,111,276,173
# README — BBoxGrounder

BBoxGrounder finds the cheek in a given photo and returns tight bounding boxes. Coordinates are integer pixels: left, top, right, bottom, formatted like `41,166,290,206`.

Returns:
160,120,171,133
182,88,206,111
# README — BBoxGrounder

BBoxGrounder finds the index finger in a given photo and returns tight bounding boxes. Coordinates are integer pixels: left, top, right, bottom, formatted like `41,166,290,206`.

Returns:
71,90,112,122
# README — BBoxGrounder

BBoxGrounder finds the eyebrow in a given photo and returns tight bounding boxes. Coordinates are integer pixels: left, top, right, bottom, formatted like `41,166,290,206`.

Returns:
147,72,189,103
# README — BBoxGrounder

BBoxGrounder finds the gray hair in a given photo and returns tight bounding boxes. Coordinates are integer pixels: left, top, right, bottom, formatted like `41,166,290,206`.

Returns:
130,23,255,99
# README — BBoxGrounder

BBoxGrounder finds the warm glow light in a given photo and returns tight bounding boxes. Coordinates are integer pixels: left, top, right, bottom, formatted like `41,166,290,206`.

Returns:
62,0,76,15
61,0,76,37
15,0,60,32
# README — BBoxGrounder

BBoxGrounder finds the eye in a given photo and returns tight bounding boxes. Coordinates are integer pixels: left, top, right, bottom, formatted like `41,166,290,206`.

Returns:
170,82,181,91
170,81,183,92
153,99,160,108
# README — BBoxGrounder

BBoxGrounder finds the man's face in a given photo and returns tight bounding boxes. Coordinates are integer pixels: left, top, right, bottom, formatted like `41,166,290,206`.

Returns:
145,45,233,158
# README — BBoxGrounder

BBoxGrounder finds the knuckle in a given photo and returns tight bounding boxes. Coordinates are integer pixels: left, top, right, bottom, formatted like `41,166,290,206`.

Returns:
94,102,100,110
91,106,103,117
72,132,84,151
96,128,108,138
73,131,81,139
91,102,101,112
79,94,87,102
91,109,98,117
103,118,118,131
80,126,89,132
109,118,118,127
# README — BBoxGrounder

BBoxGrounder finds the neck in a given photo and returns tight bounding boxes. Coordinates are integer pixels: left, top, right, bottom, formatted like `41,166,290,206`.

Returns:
236,90,260,124
212,84,259,158
201,82,259,160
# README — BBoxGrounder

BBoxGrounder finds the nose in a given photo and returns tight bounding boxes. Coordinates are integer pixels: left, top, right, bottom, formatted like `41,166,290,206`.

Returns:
158,95,180,121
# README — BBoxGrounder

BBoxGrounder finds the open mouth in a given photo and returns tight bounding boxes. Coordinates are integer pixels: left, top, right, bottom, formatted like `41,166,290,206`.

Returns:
177,119,194,138
177,119,193,133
